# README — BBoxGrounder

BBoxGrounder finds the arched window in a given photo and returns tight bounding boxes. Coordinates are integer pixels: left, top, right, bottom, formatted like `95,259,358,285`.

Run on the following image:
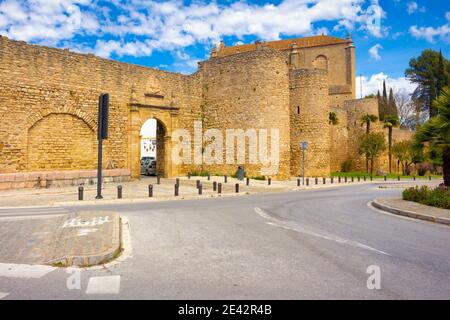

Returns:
313,55,328,70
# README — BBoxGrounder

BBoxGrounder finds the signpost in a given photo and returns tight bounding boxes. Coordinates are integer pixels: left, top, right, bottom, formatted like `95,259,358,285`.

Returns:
300,141,308,186
96,93,109,199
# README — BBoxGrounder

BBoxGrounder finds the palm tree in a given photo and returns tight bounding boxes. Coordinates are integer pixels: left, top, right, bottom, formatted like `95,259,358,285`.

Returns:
360,113,379,172
360,113,379,134
416,86,450,186
383,115,400,174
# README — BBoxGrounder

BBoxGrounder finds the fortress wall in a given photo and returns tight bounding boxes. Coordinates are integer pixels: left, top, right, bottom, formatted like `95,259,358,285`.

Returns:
329,106,349,172
290,68,330,177
0,36,199,175
198,49,291,179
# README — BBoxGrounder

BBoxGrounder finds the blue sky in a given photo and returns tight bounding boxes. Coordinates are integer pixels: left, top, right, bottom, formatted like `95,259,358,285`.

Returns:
0,0,448,96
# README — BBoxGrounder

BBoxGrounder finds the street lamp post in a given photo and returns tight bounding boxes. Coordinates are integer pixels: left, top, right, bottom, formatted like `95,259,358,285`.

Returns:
300,141,308,186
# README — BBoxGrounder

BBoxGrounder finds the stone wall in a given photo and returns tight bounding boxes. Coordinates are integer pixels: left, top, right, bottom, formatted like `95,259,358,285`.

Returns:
290,68,330,177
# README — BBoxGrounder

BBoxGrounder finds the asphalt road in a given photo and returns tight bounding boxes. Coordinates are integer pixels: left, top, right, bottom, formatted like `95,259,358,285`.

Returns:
0,182,449,299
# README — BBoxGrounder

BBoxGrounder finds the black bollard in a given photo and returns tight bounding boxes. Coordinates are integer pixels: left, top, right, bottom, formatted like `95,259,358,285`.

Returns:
429,176,431,181
344,177,347,183
157,176,161,185
224,175,228,183
174,184,179,196
306,178,309,186
117,185,122,199
315,177,318,185
196,180,200,189
148,184,153,197
363,175,366,182
323,177,326,184
78,186,83,201
370,175,373,181
413,176,416,181
397,176,400,181
268,178,271,186
331,177,334,184
188,173,191,179
357,176,360,182
351,176,354,183
213,181,217,191
246,177,250,186
297,178,301,187
338,177,341,183
198,183,202,195
218,183,222,194
384,175,387,181
208,174,211,181
176,178,180,186
235,183,239,193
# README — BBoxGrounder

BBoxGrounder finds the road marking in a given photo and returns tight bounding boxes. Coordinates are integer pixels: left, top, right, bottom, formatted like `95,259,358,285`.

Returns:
0,207,70,218
0,263,56,278
0,292,9,299
255,207,390,256
85,276,121,294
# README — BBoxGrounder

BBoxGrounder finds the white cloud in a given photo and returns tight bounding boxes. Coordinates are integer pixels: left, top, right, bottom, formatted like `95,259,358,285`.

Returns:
446,12,450,21
0,0,388,59
369,44,382,60
406,2,425,15
410,24,450,43
356,73,416,98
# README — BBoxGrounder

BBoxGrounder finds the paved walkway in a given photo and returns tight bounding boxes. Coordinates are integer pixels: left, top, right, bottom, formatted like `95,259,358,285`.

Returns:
0,175,441,207
0,212,120,267
373,197,450,225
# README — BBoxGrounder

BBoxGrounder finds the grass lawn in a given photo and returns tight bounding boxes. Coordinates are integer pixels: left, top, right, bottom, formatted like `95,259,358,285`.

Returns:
331,171,443,180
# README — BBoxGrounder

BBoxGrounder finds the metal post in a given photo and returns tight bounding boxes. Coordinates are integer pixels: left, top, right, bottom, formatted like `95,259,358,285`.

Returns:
306,178,309,186
78,186,83,201
384,175,387,181
208,174,211,181
357,176,360,182
246,177,250,186
188,173,191,179
297,178,300,187
323,177,326,184
157,176,161,185
196,180,200,189
302,148,305,186
370,175,373,181
218,183,222,194
235,183,239,193
351,176,354,183
364,175,366,182
331,177,334,184
148,184,153,197
174,184,179,196
413,176,416,181
117,185,122,199
429,176,431,181
397,176,400,181
338,177,341,183
213,181,217,191
96,96,103,200
224,175,227,183
315,177,318,185
268,178,271,186
198,183,202,195
344,177,347,183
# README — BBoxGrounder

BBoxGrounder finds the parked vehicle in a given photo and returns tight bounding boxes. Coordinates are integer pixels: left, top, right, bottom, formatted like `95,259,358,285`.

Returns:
140,158,157,176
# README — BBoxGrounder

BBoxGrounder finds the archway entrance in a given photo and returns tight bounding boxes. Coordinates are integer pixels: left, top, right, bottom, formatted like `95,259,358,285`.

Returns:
139,118,166,177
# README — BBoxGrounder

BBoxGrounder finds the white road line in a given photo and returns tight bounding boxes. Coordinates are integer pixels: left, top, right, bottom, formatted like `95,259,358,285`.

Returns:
85,276,121,294
0,207,70,218
0,263,56,279
0,292,9,299
255,207,390,256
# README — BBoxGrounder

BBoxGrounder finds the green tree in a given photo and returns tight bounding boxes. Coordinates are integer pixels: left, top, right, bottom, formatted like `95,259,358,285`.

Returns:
383,115,400,174
416,86,450,186
406,49,450,117
391,141,414,175
359,132,386,176
359,113,379,134
378,80,389,120
388,87,398,117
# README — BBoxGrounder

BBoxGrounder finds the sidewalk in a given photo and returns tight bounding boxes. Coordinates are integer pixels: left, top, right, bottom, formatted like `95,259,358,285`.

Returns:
0,211,121,267
373,197,450,226
0,175,442,207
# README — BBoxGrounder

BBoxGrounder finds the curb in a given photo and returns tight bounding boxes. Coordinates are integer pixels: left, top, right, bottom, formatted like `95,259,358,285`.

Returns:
372,199,450,226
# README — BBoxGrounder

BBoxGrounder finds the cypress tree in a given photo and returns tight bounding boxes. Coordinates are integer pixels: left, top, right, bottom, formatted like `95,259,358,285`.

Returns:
380,80,388,120
377,90,382,118
388,87,398,117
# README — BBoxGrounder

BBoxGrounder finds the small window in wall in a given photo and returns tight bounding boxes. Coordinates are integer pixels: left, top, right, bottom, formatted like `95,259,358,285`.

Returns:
313,55,328,70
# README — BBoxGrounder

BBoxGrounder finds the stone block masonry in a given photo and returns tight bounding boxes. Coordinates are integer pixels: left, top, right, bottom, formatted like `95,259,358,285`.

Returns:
0,34,413,189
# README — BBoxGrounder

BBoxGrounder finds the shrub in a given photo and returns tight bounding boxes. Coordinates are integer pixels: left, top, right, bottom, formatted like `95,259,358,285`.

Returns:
416,162,432,176
190,171,210,177
341,159,353,172
402,185,450,209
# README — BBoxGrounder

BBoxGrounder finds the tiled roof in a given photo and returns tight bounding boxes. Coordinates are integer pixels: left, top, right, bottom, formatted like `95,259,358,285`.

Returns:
217,35,349,57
